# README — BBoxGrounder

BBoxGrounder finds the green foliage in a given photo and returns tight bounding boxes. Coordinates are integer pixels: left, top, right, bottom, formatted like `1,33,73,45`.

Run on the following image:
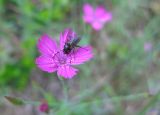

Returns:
5,96,24,106
0,0,70,90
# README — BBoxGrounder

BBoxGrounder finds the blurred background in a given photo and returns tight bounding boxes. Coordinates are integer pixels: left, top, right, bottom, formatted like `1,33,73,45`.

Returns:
0,0,160,115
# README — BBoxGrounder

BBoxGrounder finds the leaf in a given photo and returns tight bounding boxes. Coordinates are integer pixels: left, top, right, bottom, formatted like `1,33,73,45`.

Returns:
5,96,24,106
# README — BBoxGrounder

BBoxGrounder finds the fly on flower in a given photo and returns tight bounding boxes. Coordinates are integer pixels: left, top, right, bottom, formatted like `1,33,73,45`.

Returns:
35,28,93,79
60,28,84,55
63,35,81,54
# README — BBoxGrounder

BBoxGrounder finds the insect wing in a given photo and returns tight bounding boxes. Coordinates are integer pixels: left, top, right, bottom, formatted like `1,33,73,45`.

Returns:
60,28,77,49
71,36,81,46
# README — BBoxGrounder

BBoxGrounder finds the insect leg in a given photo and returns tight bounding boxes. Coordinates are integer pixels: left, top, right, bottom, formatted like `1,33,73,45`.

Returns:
69,48,76,64
76,45,89,51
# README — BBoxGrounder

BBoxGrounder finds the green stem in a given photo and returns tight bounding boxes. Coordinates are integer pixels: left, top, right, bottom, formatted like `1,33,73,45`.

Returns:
76,92,149,105
23,100,40,106
138,92,160,115
58,76,68,102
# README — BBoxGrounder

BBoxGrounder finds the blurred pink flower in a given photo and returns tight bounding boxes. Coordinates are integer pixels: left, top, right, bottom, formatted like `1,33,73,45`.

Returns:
35,28,93,79
144,42,152,52
39,101,49,113
83,3,112,31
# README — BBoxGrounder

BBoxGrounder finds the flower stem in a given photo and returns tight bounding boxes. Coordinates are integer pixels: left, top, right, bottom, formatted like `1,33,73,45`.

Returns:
58,76,68,102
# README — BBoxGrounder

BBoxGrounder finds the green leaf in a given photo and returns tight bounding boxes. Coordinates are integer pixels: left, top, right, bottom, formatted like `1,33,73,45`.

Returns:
5,96,24,106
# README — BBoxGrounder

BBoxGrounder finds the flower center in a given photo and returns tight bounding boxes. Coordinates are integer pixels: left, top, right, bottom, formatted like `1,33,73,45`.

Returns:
53,51,67,65
58,56,66,64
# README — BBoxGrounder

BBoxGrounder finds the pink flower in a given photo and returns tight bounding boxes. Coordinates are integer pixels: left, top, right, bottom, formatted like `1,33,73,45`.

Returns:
35,28,93,79
144,42,152,52
83,3,112,31
39,101,49,113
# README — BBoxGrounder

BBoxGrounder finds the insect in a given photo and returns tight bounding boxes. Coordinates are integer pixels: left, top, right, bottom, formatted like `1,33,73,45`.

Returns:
63,36,81,54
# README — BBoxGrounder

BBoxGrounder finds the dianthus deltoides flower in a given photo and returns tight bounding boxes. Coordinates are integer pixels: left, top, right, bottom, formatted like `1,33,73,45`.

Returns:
39,101,49,113
83,3,112,31
35,28,93,79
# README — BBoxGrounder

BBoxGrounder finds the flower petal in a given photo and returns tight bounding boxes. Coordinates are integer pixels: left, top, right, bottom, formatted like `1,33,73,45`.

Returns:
35,55,57,73
95,6,112,23
91,21,103,31
83,3,94,15
83,3,94,23
67,46,93,65
60,28,77,50
57,65,78,79
37,34,58,56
